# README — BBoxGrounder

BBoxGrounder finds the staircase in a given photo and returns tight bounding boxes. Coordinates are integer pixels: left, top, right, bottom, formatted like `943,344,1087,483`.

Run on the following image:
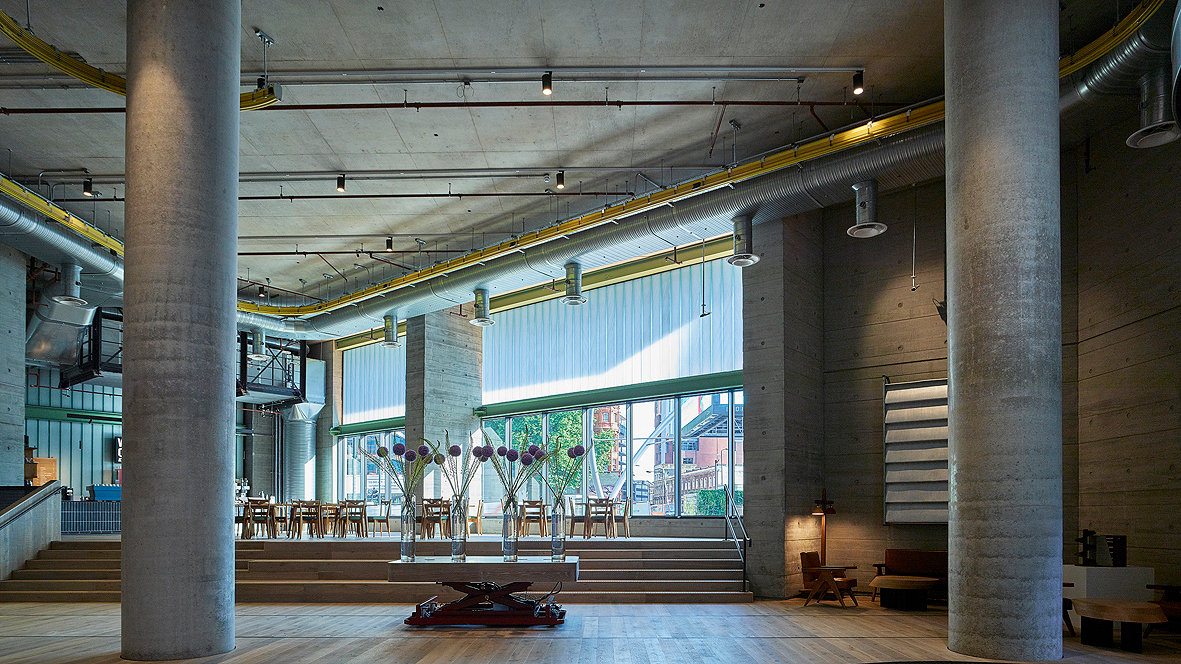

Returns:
1,538,752,603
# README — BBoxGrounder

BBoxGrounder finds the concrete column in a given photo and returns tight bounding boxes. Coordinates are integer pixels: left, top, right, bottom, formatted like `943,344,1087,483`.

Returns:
121,0,239,658
405,305,482,498
741,212,824,598
945,1,1062,660
0,245,25,485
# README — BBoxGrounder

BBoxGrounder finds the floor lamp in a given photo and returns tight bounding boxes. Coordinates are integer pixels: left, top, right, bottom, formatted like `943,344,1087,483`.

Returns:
812,489,835,565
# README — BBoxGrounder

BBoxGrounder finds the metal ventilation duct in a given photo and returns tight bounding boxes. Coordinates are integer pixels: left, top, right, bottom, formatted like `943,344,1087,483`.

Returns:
559,262,587,305
470,288,495,325
848,180,887,238
26,294,95,366
381,314,401,346
726,215,758,267
1128,66,1181,147
281,401,323,501
247,330,268,363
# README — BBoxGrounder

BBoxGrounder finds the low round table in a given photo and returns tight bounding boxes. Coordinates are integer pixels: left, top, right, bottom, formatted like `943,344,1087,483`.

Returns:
869,575,939,610
1072,598,1167,653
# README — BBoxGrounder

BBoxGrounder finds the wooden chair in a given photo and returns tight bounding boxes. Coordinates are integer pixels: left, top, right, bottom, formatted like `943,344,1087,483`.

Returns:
468,500,484,535
619,498,632,538
369,500,393,536
566,496,584,537
271,503,290,537
421,498,450,539
290,500,322,538
319,502,343,537
243,501,275,539
801,551,858,606
520,500,548,537
340,500,368,537
583,498,615,538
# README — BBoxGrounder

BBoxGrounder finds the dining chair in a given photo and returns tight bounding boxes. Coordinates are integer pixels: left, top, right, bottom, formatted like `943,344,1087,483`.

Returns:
520,500,547,537
468,499,484,535
620,497,632,538
369,500,393,536
319,502,343,537
583,498,615,538
244,501,275,539
421,498,448,539
566,495,582,537
341,499,368,537
290,500,322,538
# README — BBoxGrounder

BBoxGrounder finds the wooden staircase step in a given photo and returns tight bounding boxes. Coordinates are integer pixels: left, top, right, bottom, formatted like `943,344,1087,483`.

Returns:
23,559,122,570
0,579,121,592
0,590,121,602
37,549,121,560
48,540,122,551
578,557,741,570
9,569,122,580
577,568,742,580
557,591,753,603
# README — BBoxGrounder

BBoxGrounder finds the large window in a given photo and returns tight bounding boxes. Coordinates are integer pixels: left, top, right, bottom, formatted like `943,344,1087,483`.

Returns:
339,429,406,503
480,389,742,517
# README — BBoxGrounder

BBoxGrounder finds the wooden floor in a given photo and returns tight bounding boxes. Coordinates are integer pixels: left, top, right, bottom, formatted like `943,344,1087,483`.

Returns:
0,600,1177,663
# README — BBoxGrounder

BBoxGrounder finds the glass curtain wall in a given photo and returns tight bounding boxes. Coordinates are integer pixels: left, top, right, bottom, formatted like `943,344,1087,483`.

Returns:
480,388,742,517
339,429,406,504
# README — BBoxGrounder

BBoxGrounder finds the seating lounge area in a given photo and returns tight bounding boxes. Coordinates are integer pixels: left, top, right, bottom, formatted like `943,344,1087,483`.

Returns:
2,2,1180,664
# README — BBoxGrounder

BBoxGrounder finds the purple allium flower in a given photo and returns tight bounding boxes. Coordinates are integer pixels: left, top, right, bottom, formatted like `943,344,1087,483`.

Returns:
483,445,495,457
527,444,540,455
391,442,405,456
417,444,430,457
520,453,534,466
449,444,462,457
434,453,445,465
506,449,519,462
377,446,390,458
535,449,546,460
496,446,507,457
566,448,576,459
572,444,585,457
478,453,490,462
404,449,417,461
471,446,483,458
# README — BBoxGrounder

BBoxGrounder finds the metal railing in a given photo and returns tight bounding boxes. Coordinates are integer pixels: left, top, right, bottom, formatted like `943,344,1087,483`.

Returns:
722,483,750,592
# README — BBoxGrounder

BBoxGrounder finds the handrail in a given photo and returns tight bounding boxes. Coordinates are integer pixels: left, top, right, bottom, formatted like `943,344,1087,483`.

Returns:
722,484,750,593
0,481,60,530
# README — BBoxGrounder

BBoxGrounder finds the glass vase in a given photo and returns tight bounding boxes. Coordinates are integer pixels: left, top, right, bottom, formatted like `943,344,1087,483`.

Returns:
400,500,416,562
449,497,468,562
502,496,520,562
550,498,566,561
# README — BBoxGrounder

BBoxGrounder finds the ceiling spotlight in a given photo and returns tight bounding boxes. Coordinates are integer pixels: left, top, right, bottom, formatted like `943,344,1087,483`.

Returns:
385,236,393,252
258,285,267,299
852,71,864,96
556,171,565,189
336,174,346,192
542,71,553,96
82,178,93,197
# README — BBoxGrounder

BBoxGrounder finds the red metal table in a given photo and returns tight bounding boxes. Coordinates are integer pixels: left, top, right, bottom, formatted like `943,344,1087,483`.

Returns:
389,556,579,626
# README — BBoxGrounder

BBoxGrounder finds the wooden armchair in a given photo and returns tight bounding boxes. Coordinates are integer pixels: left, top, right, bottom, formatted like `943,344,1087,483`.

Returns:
801,551,858,606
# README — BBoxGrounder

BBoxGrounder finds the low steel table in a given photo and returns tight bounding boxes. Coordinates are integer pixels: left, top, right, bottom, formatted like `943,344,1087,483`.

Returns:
389,556,579,626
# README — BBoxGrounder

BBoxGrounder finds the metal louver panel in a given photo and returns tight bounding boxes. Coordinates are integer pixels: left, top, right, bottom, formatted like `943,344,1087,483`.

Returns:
883,377,948,524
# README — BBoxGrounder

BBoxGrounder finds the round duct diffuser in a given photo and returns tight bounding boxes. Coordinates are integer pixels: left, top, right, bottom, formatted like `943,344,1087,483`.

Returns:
726,215,760,267
846,221,888,238
1126,120,1181,148
470,288,495,326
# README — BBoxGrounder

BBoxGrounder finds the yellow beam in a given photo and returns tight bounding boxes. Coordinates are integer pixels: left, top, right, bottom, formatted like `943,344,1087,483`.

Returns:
0,10,280,110
0,175,124,256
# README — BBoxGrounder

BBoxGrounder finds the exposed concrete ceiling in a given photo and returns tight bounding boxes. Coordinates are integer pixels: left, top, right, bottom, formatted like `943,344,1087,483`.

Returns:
0,0,1131,303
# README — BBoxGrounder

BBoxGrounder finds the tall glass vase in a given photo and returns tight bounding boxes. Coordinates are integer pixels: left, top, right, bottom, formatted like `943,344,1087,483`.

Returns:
449,497,468,562
502,496,520,562
400,500,416,562
550,498,566,561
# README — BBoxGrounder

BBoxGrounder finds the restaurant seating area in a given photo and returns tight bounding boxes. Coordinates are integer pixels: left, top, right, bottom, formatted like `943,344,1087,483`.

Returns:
235,496,634,540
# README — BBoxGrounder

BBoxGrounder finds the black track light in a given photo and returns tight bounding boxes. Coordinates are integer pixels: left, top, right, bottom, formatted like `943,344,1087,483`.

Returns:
258,285,267,299
385,236,393,252
556,171,565,189
82,178,93,197
542,71,553,96
852,71,864,96
336,174,346,192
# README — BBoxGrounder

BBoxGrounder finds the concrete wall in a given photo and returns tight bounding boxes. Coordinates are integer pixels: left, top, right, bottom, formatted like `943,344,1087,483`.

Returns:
0,245,24,485
820,182,950,588
0,482,61,580
1072,117,1181,583
742,212,824,598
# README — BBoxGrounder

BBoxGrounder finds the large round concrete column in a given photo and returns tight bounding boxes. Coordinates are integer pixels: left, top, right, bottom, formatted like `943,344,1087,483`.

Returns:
945,1,1062,660
122,0,239,658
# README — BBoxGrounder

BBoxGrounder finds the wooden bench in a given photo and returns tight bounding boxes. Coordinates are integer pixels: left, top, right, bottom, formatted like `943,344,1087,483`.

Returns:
1072,598,1167,653
871,549,947,602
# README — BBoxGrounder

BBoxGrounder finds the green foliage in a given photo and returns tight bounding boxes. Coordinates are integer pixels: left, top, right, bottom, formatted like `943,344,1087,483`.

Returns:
688,488,742,516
